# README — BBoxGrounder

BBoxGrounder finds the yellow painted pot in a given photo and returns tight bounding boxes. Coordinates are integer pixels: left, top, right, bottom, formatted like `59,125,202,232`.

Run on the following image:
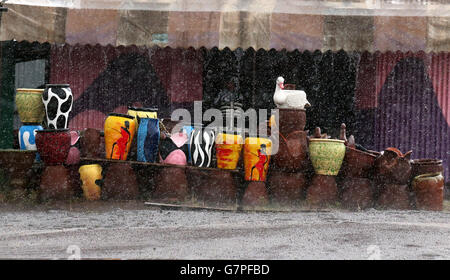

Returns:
309,138,346,176
244,137,272,181
78,164,102,201
15,88,45,124
104,113,136,160
215,133,243,170
127,107,158,131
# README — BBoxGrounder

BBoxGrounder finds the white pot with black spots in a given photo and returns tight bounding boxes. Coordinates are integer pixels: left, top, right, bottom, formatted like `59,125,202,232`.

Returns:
42,84,73,129
189,124,215,168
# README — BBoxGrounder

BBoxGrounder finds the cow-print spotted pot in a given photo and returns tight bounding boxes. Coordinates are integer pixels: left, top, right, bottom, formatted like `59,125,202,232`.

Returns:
42,84,73,129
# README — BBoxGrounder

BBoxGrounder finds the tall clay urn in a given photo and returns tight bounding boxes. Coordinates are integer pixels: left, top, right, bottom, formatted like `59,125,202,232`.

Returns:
243,137,272,182
15,88,45,124
35,129,71,165
104,113,136,160
42,84,73,129
137,117,160,163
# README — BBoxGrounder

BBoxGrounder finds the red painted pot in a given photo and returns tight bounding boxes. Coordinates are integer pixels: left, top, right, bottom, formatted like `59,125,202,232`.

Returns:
35,129,71,165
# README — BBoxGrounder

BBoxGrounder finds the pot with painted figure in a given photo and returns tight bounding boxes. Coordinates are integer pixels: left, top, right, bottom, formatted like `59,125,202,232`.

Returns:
104,113,136,160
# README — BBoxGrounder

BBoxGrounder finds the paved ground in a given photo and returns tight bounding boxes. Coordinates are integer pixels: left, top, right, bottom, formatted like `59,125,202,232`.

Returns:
1,201,450,260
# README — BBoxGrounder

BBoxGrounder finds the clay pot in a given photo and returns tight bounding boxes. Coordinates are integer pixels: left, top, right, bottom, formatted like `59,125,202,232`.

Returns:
306,175,338,207
80,128,102,158
374,148,412,185
187,169,237,206
308,139,346,176
103,163,139,200
412,173,444,211
39,165,72,200
15,88,45,124
268,171,307,204
215,133,243,170
189,124,215,168
79,164,102,201
159,131,189,165
18,124,43,151
153,167,189,202
137,118,160,163
104,113,136,160
340,177,374,210
272,131,309,172
377,184,411,210
278,108,306,135
340,147,377,178
241,181,269,208
35,129,71,166
244,137,272,181
0,149,36,188
42,84,73,129
411,159,443,179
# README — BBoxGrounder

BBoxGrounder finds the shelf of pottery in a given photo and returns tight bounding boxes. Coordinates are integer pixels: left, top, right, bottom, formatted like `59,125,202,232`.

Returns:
0,78,445,211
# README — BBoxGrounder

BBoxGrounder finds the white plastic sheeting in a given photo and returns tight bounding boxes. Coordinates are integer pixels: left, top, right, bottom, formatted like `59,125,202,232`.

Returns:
4,0,450,16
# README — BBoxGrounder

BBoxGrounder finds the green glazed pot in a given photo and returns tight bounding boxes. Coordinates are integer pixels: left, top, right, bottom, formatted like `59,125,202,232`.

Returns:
308,138,346,176
15,88,45,124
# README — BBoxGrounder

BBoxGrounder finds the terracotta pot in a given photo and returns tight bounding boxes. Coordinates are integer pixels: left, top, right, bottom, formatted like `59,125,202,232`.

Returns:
187,169,237,206
374,148,412,185
340,147,377,178
39,165,72,200
377,184,411,210
215,133,243,170
35,129,71,166
340,177,374,210
308,139,346,176
153,167,189,202
241,181,269,207
278,108,306,135
244,137,272,182
189,124,215,168
306,175,338,207
137,117,160,163
411,159,443,179
268,171,307,204
0,149,36,188
15,88,45,124
104,113,136,160
42,84,73,129
412,173,444,211
272,130,309,172
79,164,102,201
80,128,102,158
103,163,139,200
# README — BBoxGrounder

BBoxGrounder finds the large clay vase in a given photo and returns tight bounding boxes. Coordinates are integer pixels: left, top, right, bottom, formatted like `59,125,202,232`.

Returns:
39,165,72,201
15,88,45,124
377,184,411,210
137,117,160,163
308,139,345,176
18,124,43,151
189,124,215,168
268,171,307,204
412,173,444,211
187,169,237,206
35,129,71,166
153,167,189,202
80,128,102,158
306,175,338,207
103,163,139,200
79,164,102,201
340,177,374,210
104,113,136,160
159,131,189,165
340,146,377,178
411,159,443,179
127,106,158,131
244,137,272,182
0,149,36,188
42,84,73,129
215,133,243,170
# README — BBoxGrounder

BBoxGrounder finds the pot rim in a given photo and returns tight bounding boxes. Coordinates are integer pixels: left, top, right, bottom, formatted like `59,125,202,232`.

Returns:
37,128,70,133
107,113,135,120
411,159,443,165
16,88,44,93
45,84,70,88
309,138,345,144
127,106,158,112
21,122,43,126
79,164,102,171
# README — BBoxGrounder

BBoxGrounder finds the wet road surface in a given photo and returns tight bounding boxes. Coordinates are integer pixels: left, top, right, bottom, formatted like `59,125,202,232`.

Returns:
1,201,450,260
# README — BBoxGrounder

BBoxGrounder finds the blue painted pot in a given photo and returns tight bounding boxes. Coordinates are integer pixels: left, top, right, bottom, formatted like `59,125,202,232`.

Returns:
18,124,43,161
137,118,160,163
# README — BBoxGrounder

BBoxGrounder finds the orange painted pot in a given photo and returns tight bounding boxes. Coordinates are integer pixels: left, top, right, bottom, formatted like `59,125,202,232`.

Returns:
104,113,136,160
243,137,272,182
215,133,243,170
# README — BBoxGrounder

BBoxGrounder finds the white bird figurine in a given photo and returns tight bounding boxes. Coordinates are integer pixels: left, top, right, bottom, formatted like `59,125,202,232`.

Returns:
273,76,311,109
